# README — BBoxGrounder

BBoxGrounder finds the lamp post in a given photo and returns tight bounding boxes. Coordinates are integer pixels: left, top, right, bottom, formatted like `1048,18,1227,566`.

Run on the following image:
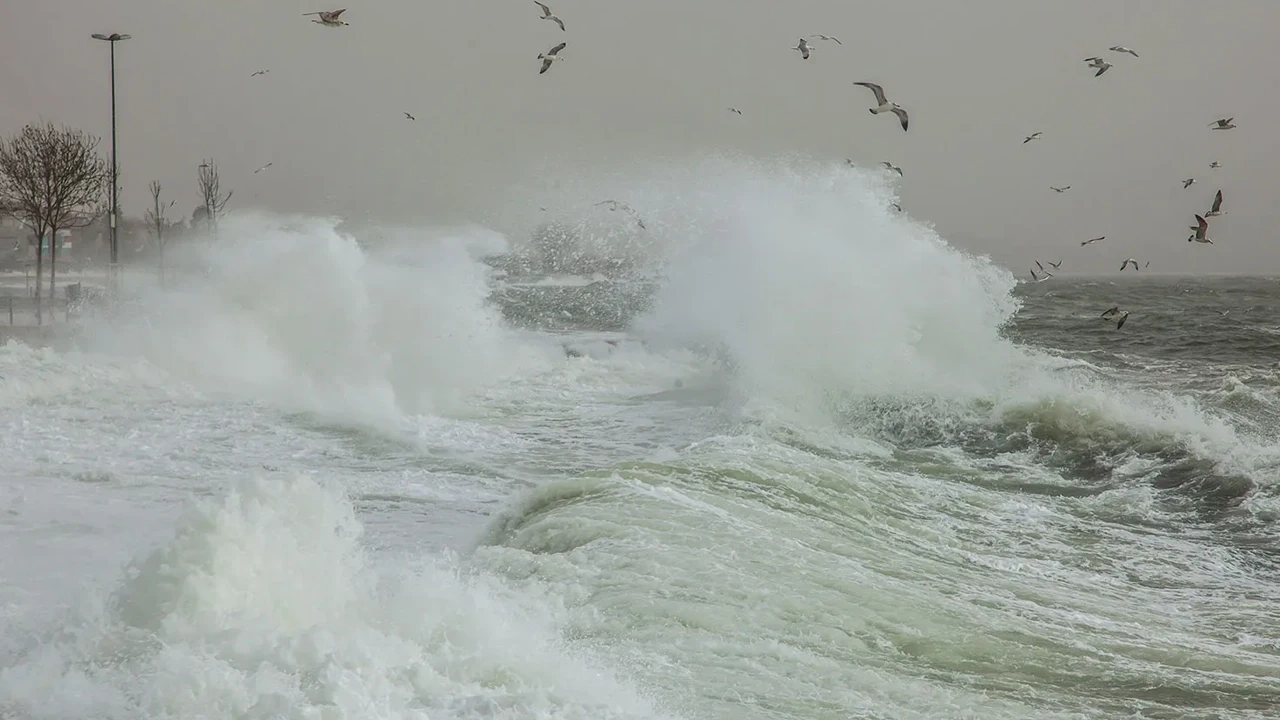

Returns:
91,32,130,293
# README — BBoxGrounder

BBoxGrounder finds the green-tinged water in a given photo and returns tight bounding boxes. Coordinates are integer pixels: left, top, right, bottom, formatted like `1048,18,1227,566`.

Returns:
2,173,1278,719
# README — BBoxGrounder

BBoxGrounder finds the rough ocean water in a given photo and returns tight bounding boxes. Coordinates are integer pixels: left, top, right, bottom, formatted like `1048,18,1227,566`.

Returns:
1,156,1278,720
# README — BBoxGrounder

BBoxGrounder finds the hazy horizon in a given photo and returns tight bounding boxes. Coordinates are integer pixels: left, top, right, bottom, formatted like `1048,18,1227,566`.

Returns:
3,0,1277,276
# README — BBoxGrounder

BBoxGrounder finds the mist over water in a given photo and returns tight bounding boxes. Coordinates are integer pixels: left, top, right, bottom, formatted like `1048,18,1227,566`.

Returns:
76,213,551,428
2,155,1279,719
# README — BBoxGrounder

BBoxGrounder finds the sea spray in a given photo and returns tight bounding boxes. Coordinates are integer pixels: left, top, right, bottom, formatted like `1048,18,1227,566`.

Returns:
73,213,556,430
517,154,1027,418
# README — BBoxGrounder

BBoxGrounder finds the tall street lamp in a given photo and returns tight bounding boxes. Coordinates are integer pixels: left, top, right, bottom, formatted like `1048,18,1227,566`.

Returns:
91,32,130,291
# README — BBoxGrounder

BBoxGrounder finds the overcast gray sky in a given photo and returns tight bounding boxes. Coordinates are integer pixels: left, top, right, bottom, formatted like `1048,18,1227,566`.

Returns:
2,0,1277,275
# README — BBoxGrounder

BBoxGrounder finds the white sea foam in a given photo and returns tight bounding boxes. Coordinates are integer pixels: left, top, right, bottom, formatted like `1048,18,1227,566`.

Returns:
0,473,674,720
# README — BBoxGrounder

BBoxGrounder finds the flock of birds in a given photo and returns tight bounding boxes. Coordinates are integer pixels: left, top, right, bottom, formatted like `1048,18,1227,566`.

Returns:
305,6,569,74
792,36,1240,331
1008,48,1239,329
292,9,1241,331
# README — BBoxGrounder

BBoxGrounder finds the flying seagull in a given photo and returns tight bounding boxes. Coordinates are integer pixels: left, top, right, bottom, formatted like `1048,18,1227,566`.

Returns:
1024,132,1042,144
1081,236,1105,246
1051,185,1070,193
881,162,903,176
534,2,565,31
404,112,415,121
1183,178,1195,189
1115,311,1130,329
303,9,348,26
595,199,646,229
1109,45,1139,57
1209,118,1236,130
808,34,842,45
890,202,902,212
853,82,909,131
253,162,273,174
250,70,269,77
1210,161,1221,169
1047,259,1062,269
1030,266,1053,282
1120,258,1139,271
538,42,566,74
1085,57,1113,76
1188,214,1213,244
1205,189,1224,217
727,107,743,115
1101,306,1121,319
793,38,812,60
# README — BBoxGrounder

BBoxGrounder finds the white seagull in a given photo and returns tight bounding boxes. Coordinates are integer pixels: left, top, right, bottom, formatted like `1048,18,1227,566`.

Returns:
250,69,269,77
1188,214,1213,244
1024,132,1042,144
1210,161,1221,169
1183,178,1195,189
534,2,565,31
727,107,743,115
1081,235,1105,246
1120,258,1139,271
1051,185,1070,193
1030,266,1053,282
538,42,566,74
253,162,273,174
881,162,903,176
1205,189,1224,217
1085,57,1113,76
853,82,909,131
1114,311,1130,329
303,9,348,26
1109,45,1139,57
1209,118,1236,130
808,34,842,45
793,38,812,60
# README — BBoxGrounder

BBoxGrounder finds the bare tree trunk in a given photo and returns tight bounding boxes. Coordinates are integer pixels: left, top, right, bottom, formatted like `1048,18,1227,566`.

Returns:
34,234,44,326
49,225,58,313
158,240,165,289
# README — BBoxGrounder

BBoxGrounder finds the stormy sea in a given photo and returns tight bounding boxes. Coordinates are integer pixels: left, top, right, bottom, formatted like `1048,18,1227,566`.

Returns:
2,156,1278,719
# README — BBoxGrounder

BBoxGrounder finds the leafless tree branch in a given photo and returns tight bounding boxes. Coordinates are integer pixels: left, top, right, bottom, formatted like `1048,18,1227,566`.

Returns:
197,158,233,238
146,180,176,287
0,121,110,323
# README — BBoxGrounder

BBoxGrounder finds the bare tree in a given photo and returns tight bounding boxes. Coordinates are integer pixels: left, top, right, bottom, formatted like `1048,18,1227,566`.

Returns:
197,159,232,239
0,122,109,324
145,180,176,287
